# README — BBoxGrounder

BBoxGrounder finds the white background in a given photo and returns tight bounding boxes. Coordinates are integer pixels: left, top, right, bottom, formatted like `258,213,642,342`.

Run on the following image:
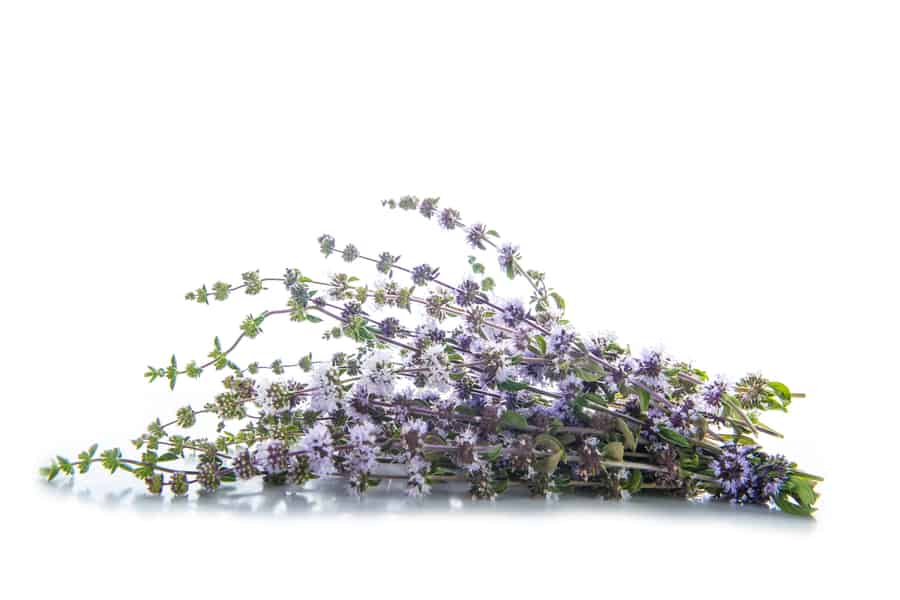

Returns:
1,1,898,597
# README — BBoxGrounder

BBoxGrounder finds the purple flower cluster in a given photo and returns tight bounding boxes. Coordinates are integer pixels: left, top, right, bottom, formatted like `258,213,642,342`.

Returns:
497,242,519,273
710,443,790,504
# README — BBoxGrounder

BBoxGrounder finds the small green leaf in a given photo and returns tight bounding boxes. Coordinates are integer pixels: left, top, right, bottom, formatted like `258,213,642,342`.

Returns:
56,456,74,476
774,491,816,516
616,418,637,451
101,448,122,474
768,381,792,409
498,411,531,432
533,335,547,355
657,427,692,448
166,355,178,390
497,380,530,392
40,463,61,481
637,388,650,413
550,292,566,311
624,468,642,493
534,434,565,474
604,441,625,462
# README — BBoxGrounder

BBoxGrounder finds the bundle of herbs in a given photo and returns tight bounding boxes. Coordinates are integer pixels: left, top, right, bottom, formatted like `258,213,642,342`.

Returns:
43,198,821,515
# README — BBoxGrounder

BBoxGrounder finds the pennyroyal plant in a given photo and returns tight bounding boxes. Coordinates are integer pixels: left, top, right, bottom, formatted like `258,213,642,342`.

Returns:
43,197,822,515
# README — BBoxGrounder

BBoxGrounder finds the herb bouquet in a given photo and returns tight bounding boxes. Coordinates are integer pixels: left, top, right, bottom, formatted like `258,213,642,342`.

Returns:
43,198,822,515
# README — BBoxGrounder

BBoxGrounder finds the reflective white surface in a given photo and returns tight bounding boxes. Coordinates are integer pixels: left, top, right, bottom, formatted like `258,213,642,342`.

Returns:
39,472,814,532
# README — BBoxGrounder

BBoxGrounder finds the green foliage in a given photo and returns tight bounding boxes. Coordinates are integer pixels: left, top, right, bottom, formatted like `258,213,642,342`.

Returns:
165,355,178,390
77,444,98,473
498,411,531,432
603,441,625,462
144,366,164,383
40,460,62,481
497,380,530,392
185,360,203,379
534,434,565,474
774,477,819,516
187,285,209,304
616,418,637,451
208,336,228,369
242,270,263,295
176,406,196,428
657,427,692,448
767,381,792,411
637,388,651,413
343,316,375,342
240,313,266,338
101,448,122,473
550,291,566,311
212,281,231,301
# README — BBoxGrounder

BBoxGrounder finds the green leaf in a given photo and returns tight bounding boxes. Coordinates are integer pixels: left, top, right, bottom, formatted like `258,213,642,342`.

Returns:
185,361,203,379
637,388,650,413
657,427,692,448
774,491,815,516
56,456,74,476
166,355,178,390
534,434,565,475
468,257,486,275
616,418,637,451
719,434,757,445
497,380,529,392
550,292,566,311
574,368,601,382
498,411,531,432
787,477,818,506
604,441,625,462
576,392,607,406
41,463,60,481
101,448,122,474
482,447,503,462
624,469,642,494
768,381,792,409
77,443,98,473
533,335,547,355
144,366,163,383
240,314,265,338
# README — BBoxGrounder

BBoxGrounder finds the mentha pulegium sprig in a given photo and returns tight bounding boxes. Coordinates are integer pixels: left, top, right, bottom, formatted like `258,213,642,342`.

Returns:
44,198,822,516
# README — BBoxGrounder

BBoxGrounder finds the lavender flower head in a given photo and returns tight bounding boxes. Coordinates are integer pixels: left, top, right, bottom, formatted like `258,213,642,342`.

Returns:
296,423,336,477
500,297,527,327
455,277,483,307
465,222,489,249
701,377,731,411
548,325,577,355
309,364,343,413
411,263,438,286
497,242,519,273
252,439,291,475
360,349,396,397
438,207,461,230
